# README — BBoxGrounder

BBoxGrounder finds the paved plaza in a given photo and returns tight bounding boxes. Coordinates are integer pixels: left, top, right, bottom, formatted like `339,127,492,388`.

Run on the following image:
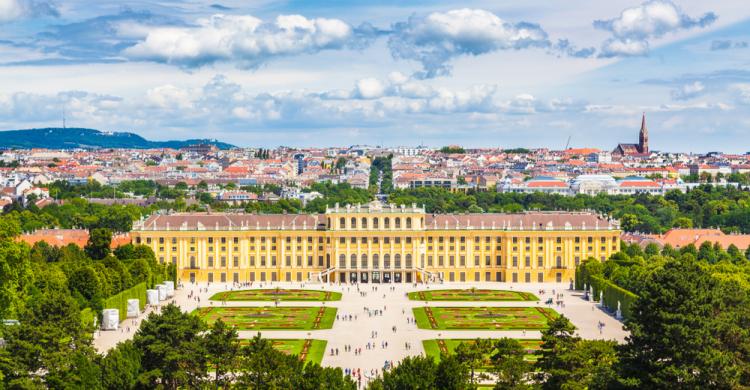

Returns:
94,281,627,380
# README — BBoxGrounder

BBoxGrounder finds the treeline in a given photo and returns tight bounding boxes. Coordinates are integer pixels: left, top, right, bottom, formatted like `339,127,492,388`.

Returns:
0,304,356,389
0,219,170,321
579,241,750,299
3,197,146,233
388,185,750,233
370,155,393,193
49,180,186,200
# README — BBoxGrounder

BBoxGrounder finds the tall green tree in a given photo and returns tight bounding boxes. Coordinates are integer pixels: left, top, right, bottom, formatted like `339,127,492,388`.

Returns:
204,319,240,388
619,257,740,388
85,228,112,260
100,340,141,390
133,304,208,389
491,338,531,389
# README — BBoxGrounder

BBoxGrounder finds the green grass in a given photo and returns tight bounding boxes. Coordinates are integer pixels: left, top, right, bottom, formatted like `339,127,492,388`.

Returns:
422,339,542,365
210,289,342,301
408,289,538,302
194,306,337,330
237,339,327,365
413,306,557,330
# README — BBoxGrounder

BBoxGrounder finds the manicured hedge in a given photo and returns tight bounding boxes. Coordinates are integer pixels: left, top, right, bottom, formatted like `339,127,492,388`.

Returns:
102,282,147,322
80,308,95,329
589,275,638,321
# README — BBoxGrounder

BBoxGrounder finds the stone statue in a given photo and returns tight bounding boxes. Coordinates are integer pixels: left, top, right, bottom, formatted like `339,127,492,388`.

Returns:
615,301,622,320
599,291,604,308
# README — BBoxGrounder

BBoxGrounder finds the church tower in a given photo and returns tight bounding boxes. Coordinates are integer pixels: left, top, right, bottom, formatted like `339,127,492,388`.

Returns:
638,112,649,154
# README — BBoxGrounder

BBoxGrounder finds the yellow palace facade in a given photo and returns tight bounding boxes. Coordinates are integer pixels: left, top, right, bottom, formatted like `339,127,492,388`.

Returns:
131,203,621,285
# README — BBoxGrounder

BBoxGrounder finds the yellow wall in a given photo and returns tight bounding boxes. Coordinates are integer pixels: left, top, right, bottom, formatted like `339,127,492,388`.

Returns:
131,211,619,284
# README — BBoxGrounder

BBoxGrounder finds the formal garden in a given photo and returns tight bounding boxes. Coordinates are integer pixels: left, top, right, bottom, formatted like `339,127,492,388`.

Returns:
413,306,557,330
194,306,337,330
407,289,538,301
422,339,542,365
210,288,342,301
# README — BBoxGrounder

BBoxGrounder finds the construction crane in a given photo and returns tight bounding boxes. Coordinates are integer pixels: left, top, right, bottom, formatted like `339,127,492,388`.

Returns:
564,135,571,150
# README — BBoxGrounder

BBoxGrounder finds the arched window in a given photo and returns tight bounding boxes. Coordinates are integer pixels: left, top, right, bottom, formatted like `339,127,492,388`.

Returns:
406,217,412,229
327,218,331,228
395,218,401,229
384,217,390,229
373,218,379,229
362,217,368,229
361,254,368,268
339,254,346,268
350,254,357,269
351,217,357,229
405,254,412,268
372,254,379,269
339,217,346,229
384,254,391,269
395,254,402,268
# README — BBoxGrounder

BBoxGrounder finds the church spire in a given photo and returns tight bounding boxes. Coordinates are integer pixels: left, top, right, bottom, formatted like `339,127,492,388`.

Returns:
639,112,649,154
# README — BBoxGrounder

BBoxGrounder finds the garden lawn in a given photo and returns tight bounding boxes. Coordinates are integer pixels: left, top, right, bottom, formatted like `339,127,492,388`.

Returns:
240,339,327,365
408,289,538,301
413,306,557,330
194,306,337,330
210,289,342,301
422,339,542,365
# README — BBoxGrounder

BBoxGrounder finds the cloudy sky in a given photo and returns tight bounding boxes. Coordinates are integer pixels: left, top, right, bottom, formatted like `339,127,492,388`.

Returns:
1,0,749,151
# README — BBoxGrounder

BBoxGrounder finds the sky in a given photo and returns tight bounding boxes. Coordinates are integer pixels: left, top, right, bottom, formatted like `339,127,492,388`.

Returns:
1,0,749,152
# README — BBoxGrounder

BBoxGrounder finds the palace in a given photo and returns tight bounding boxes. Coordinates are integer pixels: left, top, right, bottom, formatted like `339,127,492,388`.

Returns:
131,203,621,285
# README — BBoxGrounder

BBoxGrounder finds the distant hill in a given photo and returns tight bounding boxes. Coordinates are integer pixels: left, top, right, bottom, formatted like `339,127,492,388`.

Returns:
0,128,235,150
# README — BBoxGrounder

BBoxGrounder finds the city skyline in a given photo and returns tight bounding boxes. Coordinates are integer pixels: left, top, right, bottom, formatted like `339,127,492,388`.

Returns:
1,1,750,152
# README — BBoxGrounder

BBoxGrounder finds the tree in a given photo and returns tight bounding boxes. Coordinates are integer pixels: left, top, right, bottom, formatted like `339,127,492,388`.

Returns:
536,316,619,389
619,257,740,388
237,333,297,389
0,239,32,318
434,354,471,390
455,339,491,385
374,355,437,389
85,228,112,260
204,319,240,388
133,304,208,389
100,340,141,390
491,338,530,389
535,315,579,389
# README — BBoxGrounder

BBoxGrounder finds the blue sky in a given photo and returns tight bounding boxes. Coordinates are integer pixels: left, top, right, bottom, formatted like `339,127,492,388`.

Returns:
1,0,749,152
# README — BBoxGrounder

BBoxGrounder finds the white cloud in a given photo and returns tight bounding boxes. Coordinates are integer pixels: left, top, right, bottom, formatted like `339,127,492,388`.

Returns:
731,83,750,104
354,78,386,99
146,85,193,109
0,0,57,23
670,81,705,100
124,14,368,69
595,0,717,57
388,9,551,78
